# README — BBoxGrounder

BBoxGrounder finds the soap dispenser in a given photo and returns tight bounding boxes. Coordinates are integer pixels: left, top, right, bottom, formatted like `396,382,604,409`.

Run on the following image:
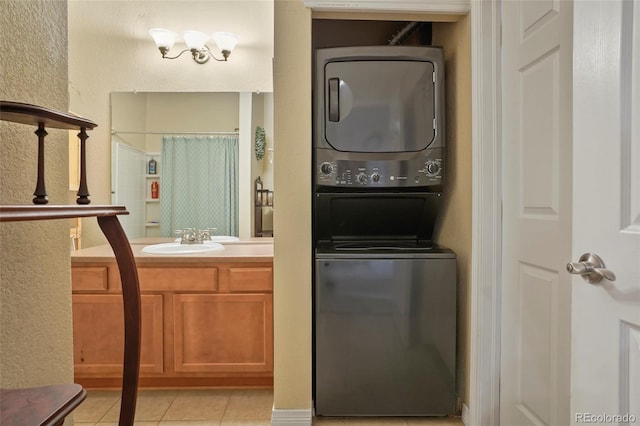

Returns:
148,157,157,174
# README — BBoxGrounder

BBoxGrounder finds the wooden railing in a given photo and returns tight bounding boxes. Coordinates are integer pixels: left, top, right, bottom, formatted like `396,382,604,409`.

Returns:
0,101,141,426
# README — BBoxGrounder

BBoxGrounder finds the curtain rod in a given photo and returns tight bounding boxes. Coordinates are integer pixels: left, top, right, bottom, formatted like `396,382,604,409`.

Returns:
112,130,239,136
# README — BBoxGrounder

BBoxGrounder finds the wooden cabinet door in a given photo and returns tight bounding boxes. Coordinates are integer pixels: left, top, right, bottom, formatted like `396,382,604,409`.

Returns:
73,294,164,376
173,294,273,373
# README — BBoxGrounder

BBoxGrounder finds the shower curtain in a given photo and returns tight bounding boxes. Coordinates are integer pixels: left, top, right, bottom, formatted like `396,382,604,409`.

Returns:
160,135,238,237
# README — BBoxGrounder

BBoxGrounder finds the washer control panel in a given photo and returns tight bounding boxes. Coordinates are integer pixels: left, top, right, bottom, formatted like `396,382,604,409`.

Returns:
315,149,444,188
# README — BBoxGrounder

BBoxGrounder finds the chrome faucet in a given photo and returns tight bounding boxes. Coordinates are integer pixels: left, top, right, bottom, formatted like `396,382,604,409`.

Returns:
180,228,198,244
178,228,214,245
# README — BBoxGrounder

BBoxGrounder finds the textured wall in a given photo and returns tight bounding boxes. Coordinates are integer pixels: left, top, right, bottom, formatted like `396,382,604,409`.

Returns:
0,0,74,391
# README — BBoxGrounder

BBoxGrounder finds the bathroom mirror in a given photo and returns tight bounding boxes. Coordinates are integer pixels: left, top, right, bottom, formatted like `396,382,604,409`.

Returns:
110,91,274,240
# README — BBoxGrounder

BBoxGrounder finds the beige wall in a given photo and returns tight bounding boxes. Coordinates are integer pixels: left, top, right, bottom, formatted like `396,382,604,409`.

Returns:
0,0,74,397
68,1,274,247
111,92,148,152
432,13,472,405
143,92,241,152
273,0,313,410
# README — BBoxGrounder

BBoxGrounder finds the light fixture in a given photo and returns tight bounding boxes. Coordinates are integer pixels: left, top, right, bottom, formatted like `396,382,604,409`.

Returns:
149,28,239,64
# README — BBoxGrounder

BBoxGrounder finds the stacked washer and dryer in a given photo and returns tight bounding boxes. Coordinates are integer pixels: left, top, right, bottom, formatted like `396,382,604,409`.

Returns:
312,46,457,417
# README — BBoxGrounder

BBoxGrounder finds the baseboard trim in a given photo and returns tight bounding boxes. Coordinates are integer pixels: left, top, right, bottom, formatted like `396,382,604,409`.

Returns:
461,403,470,425
271,405,313,426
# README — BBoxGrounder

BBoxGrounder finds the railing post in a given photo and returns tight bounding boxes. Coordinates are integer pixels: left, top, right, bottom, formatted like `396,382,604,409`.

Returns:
33,123,48,204
76,127,90,204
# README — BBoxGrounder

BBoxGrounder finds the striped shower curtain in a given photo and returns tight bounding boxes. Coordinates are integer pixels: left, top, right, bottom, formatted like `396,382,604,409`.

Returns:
160,135,238,237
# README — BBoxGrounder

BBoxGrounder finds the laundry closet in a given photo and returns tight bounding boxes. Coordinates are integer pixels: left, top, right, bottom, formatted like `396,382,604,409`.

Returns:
271,2,472,419
311,13,472,415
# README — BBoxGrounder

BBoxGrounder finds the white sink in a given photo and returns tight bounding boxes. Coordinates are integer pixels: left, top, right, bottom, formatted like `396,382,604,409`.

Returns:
210,235,240,242
173,236,240,243
141,242,224,255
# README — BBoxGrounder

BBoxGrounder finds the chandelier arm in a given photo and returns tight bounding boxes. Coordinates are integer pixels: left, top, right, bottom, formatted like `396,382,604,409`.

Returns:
202,46,229,62
161,49,192,60
156,46,230,63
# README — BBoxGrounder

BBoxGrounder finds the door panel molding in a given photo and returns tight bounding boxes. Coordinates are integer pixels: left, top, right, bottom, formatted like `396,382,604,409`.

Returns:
621,0,640,233
517,263,559,426
620,321,640,421
521,0,558,41
519,47,561,218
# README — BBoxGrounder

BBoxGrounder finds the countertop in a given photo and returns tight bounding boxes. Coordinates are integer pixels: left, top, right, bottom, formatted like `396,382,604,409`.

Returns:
71,238,273,264
128,237,273,245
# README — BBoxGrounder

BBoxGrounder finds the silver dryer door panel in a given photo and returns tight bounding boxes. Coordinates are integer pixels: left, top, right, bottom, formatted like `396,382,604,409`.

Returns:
323,60,436,153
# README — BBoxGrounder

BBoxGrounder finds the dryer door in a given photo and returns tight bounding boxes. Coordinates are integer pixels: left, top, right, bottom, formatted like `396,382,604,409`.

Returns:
323,60,435,153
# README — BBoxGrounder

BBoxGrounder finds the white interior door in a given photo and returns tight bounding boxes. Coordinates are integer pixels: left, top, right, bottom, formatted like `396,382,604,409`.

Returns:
571,1,640,423
501,0,574,425
502,0,640,424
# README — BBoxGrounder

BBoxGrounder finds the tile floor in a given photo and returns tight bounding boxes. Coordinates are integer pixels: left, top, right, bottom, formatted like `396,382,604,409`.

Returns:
74,389,463,426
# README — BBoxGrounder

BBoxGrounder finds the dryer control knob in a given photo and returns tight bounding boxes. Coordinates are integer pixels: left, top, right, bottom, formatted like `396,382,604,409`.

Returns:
320,162,334,176
371,172,381,183
426,162,441,175
356,172,368,184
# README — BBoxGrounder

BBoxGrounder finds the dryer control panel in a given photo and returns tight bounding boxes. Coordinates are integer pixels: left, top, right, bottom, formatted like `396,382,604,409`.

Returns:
315,148,443,188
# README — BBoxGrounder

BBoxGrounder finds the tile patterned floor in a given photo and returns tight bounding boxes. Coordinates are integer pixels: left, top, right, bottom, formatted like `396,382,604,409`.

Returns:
74,389,463,426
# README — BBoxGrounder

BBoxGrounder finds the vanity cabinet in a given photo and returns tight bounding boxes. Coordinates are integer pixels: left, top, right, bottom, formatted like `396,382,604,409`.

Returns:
71,261,273,388
73,294,164,376
173,293,273,374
